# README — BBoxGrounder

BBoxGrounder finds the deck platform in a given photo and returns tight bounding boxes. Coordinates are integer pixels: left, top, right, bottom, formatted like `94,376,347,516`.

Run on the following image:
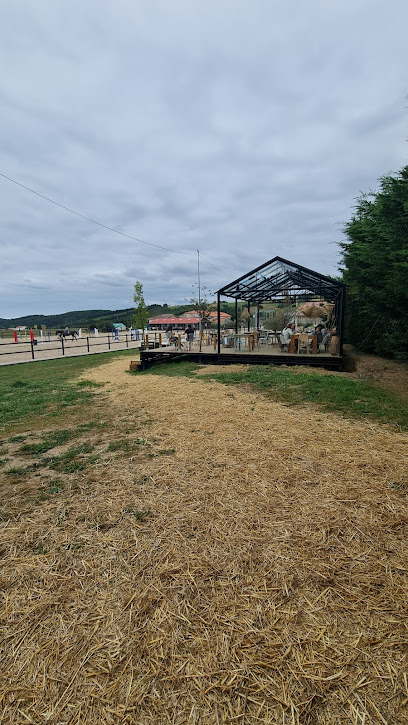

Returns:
140,345,343,371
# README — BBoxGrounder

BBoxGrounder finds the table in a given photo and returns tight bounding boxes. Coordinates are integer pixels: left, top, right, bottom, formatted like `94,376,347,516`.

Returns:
233,333,255,351
289,333,318,354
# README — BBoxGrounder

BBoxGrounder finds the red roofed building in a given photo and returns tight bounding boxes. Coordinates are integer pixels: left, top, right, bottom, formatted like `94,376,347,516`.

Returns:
148,314,200,330
148,310,231,330
188,311,232,324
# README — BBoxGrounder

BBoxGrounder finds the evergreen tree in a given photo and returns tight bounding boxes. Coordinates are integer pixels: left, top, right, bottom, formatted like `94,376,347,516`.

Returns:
340,166,408,360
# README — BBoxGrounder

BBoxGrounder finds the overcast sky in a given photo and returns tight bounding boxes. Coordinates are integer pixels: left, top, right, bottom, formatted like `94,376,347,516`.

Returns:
1,0,407,317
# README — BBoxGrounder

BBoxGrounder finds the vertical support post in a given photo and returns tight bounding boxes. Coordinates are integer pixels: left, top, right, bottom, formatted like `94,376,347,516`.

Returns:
217,293,221,354
31,340,35,360
126,334,128,348
339,288,345,359
178,334,181,349
108,335,111,350
159,333,162,346
255,304,259,330
87,336,90,353
247,302,251,332
146,334,149,349
61,337,65,356
235,299,238,334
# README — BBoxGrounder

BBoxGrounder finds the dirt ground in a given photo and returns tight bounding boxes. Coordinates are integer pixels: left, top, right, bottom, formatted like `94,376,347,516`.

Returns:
1,356,407,723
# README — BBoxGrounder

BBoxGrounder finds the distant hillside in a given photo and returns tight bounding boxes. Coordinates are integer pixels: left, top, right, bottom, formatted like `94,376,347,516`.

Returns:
0,309,133,331
0,301,236,332
0,304,205,332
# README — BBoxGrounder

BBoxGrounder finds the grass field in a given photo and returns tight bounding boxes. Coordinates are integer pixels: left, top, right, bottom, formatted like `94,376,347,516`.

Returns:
0,352,407,723
0,349,137,432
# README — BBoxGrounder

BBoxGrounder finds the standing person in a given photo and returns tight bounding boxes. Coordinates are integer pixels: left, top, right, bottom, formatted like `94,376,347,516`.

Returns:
184,324,195,351
165,325,173,346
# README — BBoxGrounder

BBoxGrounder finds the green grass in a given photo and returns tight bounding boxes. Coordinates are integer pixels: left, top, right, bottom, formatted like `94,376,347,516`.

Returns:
44,443,96,473
107,438,148,453
138,361,408,430
0,350,136,433
18,422,102,456
35,480,65,503
5,463,39,478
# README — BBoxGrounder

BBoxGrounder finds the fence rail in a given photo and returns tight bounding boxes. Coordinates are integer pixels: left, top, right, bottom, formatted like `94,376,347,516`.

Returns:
0,333,144,365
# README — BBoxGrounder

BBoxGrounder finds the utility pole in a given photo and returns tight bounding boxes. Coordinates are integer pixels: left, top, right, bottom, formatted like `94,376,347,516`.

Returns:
197,250,201,305
197,250,201,339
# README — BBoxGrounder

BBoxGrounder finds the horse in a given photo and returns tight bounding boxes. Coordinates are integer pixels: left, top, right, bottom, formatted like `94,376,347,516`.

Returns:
56,329,78,340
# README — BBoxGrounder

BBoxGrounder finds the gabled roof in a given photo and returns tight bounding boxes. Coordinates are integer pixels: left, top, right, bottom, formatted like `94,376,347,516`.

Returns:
148,315,200,325
217,256,344,304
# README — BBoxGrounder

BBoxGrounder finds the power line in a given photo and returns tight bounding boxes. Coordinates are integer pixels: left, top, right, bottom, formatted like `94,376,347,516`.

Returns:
0,172,195,256
198,252,226,276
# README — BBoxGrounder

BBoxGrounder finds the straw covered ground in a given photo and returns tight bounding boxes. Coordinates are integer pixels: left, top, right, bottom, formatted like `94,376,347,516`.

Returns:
0,358,407,723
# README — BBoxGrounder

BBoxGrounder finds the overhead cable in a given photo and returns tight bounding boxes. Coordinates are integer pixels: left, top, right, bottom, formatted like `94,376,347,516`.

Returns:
0,172,195,256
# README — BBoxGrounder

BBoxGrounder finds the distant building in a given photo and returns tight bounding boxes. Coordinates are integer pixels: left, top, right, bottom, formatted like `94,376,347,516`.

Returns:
148,314,200,330
148,310,232,330
190,311,232,324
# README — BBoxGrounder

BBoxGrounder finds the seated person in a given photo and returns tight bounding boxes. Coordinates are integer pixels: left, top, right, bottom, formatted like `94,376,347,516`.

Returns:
280,323,295,350
315,324,331,350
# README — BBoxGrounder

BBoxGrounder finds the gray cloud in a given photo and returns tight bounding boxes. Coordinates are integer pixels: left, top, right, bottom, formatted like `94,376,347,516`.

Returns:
1,0,407,317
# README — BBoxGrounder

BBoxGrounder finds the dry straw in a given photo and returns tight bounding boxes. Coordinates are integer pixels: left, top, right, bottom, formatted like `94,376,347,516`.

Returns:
0,359,407,723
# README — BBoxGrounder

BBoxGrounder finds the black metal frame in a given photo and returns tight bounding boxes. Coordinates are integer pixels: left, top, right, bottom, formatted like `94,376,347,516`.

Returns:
216,256,345,355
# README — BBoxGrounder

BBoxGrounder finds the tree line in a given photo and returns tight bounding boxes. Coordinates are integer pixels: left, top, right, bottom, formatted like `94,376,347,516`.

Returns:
340,164,408,361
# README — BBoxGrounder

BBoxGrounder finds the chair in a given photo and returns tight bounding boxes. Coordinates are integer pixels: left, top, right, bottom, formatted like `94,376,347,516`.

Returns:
297,333,311,354
319,333,331,352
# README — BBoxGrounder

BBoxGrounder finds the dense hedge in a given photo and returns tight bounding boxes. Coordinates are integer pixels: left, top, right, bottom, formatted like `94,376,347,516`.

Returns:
340,166,408,360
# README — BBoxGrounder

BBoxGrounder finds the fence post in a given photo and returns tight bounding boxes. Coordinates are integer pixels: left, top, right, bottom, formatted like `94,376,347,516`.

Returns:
108,335,111,350
31,340,35,360
126,334,128,348
61,337,65,356
87,337,90,353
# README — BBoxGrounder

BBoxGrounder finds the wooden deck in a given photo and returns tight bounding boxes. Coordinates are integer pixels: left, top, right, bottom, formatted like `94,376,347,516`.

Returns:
140,345,343,371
